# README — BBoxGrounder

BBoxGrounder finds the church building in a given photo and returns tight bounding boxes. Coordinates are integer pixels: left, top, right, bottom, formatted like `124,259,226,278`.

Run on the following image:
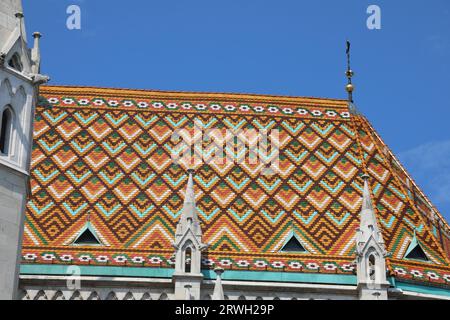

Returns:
1,0,450,300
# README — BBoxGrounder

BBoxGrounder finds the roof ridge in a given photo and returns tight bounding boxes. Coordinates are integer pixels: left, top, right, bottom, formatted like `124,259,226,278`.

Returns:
40,84,348,105
362,116,450,235
349,114,395,274
358,115,450,265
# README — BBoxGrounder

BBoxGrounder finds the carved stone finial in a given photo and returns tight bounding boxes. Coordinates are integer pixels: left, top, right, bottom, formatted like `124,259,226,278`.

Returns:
212,268,225,300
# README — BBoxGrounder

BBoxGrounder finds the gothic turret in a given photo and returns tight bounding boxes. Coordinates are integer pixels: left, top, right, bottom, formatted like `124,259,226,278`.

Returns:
172,169,208,300
356,174,390,300
0,0,48,299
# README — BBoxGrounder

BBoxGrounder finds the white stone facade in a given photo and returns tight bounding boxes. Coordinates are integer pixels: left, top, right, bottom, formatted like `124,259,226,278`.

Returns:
18,275,450,300
0,0,48,300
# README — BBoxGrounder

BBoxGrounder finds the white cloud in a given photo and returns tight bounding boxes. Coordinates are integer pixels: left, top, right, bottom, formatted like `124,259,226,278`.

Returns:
398,140,450,214
399,140,450,171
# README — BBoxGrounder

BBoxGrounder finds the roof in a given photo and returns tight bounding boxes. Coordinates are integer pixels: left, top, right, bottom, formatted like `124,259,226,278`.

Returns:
22,85,450,288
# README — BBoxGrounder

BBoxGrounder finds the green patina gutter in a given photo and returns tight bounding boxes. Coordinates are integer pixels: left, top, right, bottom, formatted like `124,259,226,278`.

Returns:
394,280,450,298
20,264,450,298
20,264,174,279
20,264,356,285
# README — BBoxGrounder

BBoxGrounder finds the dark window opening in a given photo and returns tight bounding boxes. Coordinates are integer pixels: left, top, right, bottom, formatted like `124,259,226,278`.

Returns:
184,247,192,273
405,244,429,261
0,108,12,155
281,235,306,253
74,228,101,245
369,254,376,280
8,53,23,72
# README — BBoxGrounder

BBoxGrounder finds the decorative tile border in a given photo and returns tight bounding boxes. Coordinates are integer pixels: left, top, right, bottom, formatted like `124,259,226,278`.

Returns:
22,250,356,274
391,263,450,286
21,250,450,289
42,96,351,120
23,251,172,267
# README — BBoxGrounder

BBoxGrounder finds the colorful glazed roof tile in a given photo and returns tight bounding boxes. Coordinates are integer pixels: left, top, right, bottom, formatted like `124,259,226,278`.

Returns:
23,85,450,287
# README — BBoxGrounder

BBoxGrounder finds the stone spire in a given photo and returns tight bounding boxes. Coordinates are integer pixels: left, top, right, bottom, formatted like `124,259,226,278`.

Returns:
0,0,49,84
212,268,225,300
356,174,390,300
175,169,203,241
0,0,24,45
172,169,208,300
362,174,373,210
357,174,383,244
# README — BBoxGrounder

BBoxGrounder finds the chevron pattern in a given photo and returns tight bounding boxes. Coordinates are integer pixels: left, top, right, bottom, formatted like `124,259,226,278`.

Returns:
21,86,450,286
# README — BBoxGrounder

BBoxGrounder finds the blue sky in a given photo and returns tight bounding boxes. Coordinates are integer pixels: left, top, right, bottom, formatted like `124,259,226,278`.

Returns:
24,0,450,221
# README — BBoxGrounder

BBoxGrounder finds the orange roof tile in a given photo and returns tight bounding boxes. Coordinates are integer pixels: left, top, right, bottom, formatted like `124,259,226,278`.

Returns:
22,85,450,286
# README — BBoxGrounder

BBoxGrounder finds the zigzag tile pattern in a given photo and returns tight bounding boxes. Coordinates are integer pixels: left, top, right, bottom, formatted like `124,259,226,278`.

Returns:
22,86,450,286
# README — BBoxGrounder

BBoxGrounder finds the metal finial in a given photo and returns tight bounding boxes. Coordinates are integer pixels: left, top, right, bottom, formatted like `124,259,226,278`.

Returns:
346,40,354,103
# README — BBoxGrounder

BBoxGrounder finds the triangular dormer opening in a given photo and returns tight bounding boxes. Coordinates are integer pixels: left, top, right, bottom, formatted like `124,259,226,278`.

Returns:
72,223,102,246
404,231,429,262
281,233,307,253
404,243,429,262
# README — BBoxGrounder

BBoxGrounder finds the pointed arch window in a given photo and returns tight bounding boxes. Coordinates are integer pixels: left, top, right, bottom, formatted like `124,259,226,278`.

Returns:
8,53,23,72
0,106,13,155
368,254,376,281
184,247,192,273
159,293,169,300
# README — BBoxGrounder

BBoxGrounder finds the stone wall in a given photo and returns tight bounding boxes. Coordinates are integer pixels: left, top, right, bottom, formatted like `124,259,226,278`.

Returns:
0,164,27,299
